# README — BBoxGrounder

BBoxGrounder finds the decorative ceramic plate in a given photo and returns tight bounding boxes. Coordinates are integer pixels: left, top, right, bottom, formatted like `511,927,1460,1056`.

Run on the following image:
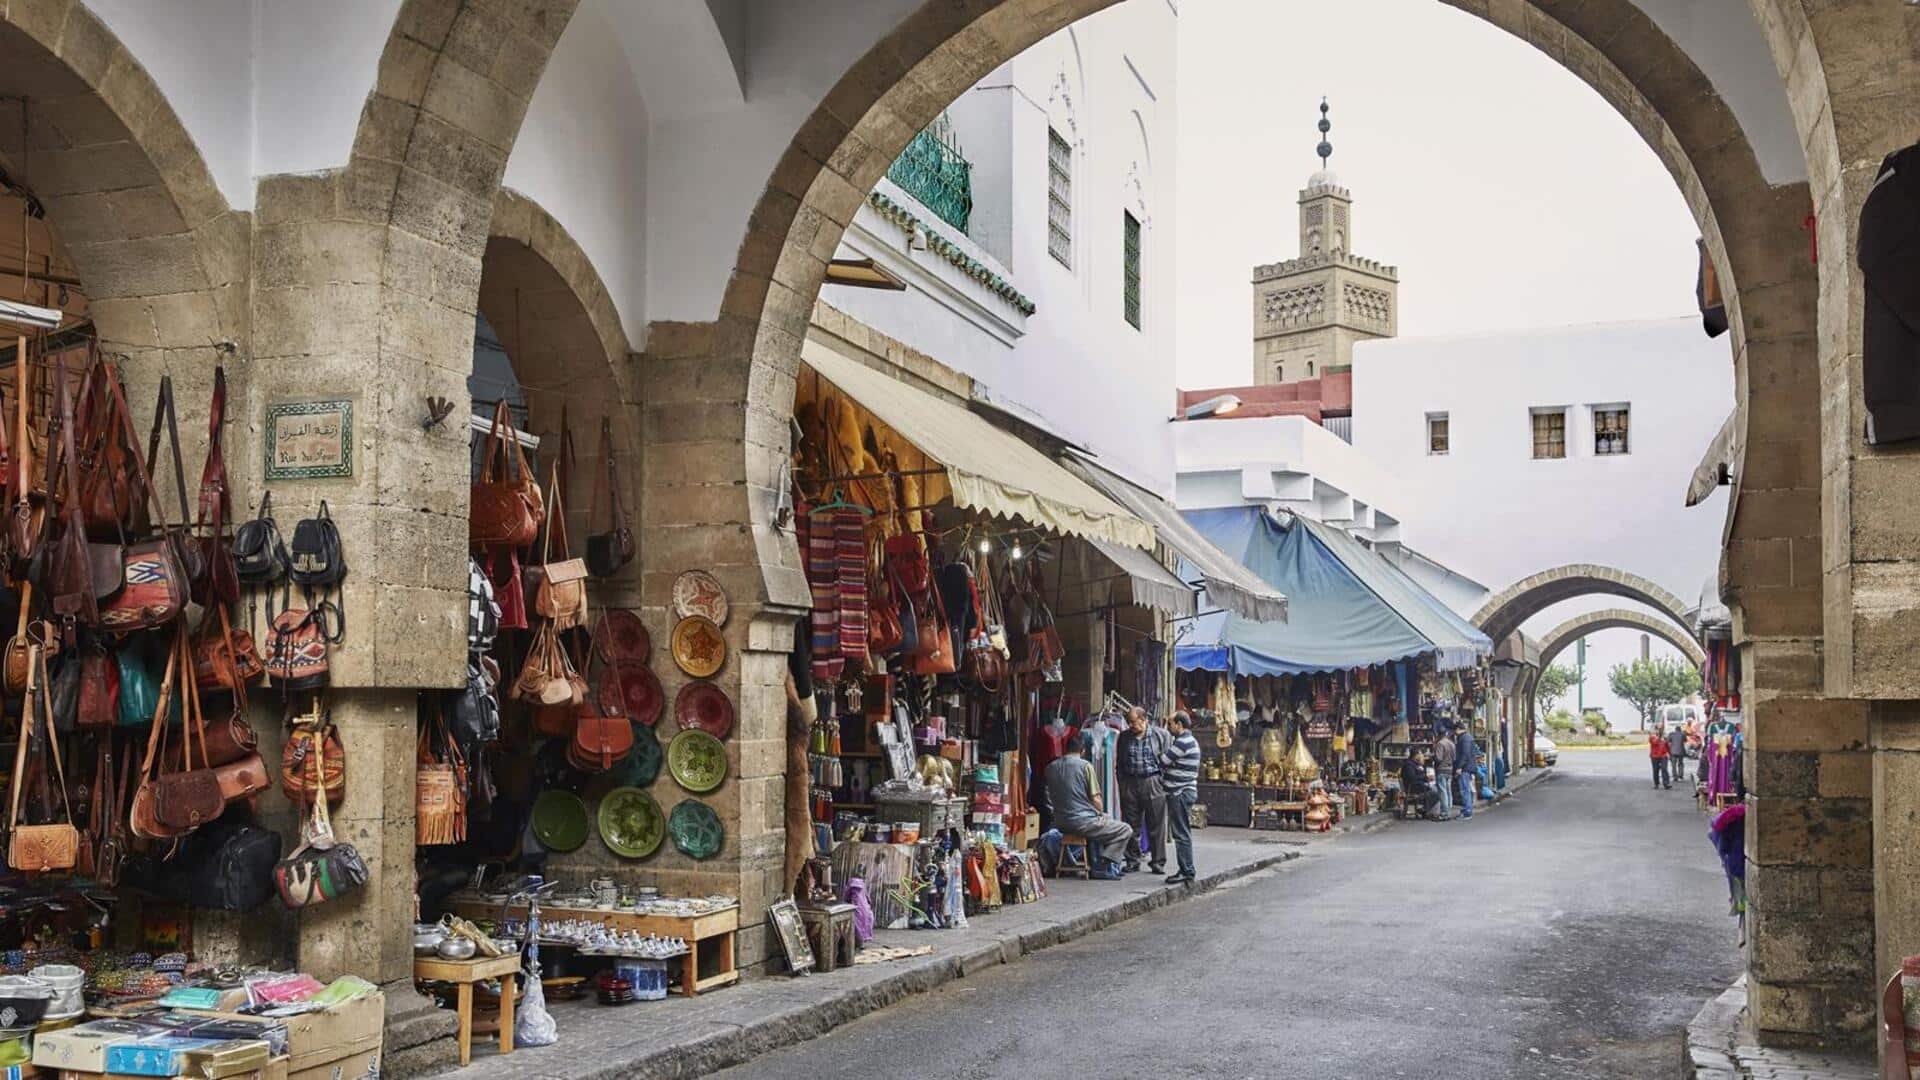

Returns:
668,800,724,861
670,616,726,678
667,729,728,793
672,571,730,627
596,609,651,664
600,659,664,727
531,790,590,853
674,681,734,740
582,725,662,803
596,787,665,859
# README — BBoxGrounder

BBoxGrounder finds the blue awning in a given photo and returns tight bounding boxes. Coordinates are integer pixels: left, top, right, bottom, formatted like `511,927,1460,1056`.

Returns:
1174,644,1231,671
1180,507,1491,676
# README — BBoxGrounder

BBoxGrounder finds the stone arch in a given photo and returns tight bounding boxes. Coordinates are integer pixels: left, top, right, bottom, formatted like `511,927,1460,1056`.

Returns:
479,188,642,597
1,0,244,416
1472,564,1693,646
1538,607,1706,672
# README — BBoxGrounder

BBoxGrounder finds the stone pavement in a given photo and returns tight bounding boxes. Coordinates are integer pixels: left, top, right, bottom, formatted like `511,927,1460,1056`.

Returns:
433,767,1550,1080
1686,976,1875,1079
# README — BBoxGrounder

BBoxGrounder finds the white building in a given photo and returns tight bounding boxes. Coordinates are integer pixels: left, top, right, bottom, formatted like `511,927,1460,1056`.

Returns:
822,3,1178,492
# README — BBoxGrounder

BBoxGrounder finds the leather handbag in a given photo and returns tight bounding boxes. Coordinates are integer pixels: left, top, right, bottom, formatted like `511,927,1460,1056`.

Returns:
287,501,347,591
193,367,241,607
470,399,544,548
116,643,158,727
868,539,904,655
265,598,337,693
232,491,288,586
76,637,121,729
194,604,264,695
280,699,345,806
74,350,146,539
529,465,588,631
416,715,466,847
93,743,129,888
3,592,34,695
585,418,635,577
46,354,101,632
910,584,957,676
5,355,41,578
568,644,632,772
143,375,209,597
130,633,195,841
48,650,79,734
87,373,189,632
8,644,80,872
514,621,584,707
153,634,224,832
274,738,366,909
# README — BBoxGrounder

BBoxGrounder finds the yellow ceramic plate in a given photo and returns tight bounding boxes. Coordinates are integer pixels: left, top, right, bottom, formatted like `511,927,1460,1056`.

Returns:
670,615,726,678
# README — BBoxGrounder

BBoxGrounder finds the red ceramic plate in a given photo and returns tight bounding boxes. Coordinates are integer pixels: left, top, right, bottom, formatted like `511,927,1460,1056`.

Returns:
600,659,664,727
596,609,651,665
674,681,734,741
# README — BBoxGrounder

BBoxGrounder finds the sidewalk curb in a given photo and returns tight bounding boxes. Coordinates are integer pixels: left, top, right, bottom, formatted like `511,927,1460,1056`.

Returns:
555,848,1303,1080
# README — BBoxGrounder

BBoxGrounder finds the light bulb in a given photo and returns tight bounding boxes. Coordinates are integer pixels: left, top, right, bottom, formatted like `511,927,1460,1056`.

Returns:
1010,542,1024,560
977,538,991,554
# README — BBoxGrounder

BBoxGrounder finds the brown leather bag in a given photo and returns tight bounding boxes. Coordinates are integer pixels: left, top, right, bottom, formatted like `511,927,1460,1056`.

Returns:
195,369,241,607
585,417,635,578
3,591,37,696
74,349,146,540
280,699,344,806
45,353,100,633
416,715,466,847
469,399,544,548
514,622,584,707
194,604,263,695
153,634,224,832
131,631,193,841
93,373,187,633
142,375,209,596
75,637,119,729
529,464,588,631
8,644,80,872
568,644,632,772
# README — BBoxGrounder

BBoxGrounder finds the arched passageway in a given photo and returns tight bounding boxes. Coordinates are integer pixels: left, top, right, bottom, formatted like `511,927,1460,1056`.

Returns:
1473,564,1695,647
1539,608,1706,672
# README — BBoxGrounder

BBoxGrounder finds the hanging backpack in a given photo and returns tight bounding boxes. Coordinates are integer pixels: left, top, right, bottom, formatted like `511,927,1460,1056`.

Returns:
266,595,338,693
287,501,347,590
232,492,288,586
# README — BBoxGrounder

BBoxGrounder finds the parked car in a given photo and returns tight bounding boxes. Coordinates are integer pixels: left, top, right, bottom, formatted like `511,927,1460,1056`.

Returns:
1532,729,1560,766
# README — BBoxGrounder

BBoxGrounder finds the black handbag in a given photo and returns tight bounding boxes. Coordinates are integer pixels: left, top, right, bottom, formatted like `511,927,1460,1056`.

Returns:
449,657,500,758
181,819,282,911
232,492,288,586
49,653,80,734
287,501,347,590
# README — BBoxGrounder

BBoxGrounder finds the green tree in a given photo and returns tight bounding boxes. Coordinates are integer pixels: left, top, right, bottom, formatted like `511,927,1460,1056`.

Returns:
1607,657,1699,730
1534,664,1579,715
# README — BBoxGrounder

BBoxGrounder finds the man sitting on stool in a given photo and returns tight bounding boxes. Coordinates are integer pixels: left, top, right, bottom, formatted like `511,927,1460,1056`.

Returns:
1045,732,1135,877
1400,752,1441,819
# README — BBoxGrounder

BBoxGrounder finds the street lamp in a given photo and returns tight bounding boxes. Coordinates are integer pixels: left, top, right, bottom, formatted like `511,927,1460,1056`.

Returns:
1180,393,1242,421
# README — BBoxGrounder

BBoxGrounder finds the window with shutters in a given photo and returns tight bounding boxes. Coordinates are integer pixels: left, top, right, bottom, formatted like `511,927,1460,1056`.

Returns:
1123,211,1142,330
1531,408,1567,460
1047,128,1073,268
1427,413,1449,455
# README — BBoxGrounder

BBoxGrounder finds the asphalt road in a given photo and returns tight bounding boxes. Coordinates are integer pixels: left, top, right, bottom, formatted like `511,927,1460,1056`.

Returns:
713,749,1741,1080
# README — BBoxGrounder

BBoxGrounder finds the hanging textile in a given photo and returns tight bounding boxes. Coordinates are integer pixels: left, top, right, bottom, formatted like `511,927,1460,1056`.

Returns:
834,509,869,663
1136,638,1165,713
799,507,842,683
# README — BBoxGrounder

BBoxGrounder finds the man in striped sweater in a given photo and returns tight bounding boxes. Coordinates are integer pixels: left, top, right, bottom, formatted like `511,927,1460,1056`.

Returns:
1160,710,1202,885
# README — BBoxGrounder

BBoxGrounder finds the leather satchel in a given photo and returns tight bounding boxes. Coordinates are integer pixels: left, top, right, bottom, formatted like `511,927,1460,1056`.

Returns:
4,356,40,578
76,638,120,729
153,635,224,832
93,371,188,632
130,632,195,841
194,604,264,694
46,354,100,632
585,417,635,577
568,646,632,772
265,600,336,693
8,644,80,872
275,739,366,909
281,700,345,806
74,352,145,539
529,464,588,630
470,399,543,548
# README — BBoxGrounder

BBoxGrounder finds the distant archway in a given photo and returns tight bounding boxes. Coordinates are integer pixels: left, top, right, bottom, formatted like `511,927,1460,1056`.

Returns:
1474,564,1693,646
1538,607,1705,672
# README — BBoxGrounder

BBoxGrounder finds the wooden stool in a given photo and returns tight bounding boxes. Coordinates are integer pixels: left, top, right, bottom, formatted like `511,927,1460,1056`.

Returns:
415,952,521,1067
797,903,858,973
1055,834,1091,879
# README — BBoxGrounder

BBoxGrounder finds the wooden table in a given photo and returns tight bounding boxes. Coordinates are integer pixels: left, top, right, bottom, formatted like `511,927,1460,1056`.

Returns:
449,900,740,997
415,953,520,1066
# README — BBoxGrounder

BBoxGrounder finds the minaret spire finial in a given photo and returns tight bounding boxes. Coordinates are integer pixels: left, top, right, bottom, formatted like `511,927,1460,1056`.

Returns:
1315,97,1332,169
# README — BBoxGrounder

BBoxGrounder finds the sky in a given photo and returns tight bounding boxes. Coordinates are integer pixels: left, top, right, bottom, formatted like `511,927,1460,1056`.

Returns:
1172,0,1706,726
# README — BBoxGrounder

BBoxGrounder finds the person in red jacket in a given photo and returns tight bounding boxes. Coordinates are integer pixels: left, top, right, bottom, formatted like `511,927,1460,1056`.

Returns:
1649,723,1673,790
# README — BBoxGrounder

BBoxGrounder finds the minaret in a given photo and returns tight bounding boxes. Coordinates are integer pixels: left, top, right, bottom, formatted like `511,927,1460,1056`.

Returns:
1251,100,1400,388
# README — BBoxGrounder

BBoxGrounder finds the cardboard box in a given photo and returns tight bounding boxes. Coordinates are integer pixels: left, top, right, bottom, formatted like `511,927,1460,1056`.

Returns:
104,1039,220,1077
284,1046,373,1080
60,1061,284,1080
34,1021,173,1073
193,991,381,1077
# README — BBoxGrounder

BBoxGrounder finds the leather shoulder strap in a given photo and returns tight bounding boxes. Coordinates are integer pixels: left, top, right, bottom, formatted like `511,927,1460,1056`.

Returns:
144,375,191,530
102,367,169,531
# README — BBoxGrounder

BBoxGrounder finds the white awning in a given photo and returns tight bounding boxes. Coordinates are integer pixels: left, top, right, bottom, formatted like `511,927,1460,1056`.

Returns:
802,342,1154,549
1686,410,1738,507
1089,539,1199,618
1066,458,1289,623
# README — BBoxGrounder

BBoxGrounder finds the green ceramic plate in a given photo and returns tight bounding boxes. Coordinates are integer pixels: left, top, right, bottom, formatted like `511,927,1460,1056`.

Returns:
530,790,590,853
597,787,665,859
667,729,728,794
668,800,724,861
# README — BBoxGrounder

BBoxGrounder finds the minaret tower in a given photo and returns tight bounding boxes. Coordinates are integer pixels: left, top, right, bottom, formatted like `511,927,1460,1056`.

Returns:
1251,100,1400,387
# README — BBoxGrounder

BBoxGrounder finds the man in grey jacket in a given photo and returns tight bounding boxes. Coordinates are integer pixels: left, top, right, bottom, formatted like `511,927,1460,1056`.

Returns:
1431,728,1457,820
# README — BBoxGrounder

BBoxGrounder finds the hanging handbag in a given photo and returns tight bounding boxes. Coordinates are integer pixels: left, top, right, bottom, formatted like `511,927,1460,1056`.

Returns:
176,819,281,911
868,538,904,655
76,636,119,729
88,374,188,632
280,699,345,806
3,590,35,696
470,399,544,548
153,635,224,832
274,737,366,909
8,644,80,871
265,596,337,693
232,491,288,586
287,501,347,591
5,353,41,577
45,354,102,634
416,715,466,846
142,375,209,596
585,418,635,577
568,640,632,772
94,746,130,888
514,621,584,707
194,367,241,607
130,634,194,841
194,604,264,695
74,349,146,539
48,650,79,734
529,464,588,630
116,643,158,727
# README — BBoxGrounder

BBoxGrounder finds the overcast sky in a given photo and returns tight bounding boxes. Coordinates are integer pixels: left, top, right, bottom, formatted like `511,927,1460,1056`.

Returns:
1173,0,1705,727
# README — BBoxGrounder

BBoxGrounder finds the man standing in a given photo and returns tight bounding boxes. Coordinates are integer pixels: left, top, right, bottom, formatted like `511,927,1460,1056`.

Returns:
1044,732,1133,875
1650,722,1672,789
1454,724,1479,819
1431,726,1457,820
1666,722,1689,785
1116,707,1168,875
1160,710,1202,885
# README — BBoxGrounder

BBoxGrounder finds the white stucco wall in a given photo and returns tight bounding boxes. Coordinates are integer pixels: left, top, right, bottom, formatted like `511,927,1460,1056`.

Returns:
1171,414,1405,539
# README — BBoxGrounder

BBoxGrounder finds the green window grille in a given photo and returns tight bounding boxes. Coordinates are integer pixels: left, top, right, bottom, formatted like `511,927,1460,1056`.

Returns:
1123,211,1142,330
1047,128,1073,267
886,113,973,233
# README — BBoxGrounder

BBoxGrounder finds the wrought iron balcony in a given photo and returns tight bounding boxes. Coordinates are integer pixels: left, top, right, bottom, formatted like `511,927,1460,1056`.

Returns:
886,115,973,234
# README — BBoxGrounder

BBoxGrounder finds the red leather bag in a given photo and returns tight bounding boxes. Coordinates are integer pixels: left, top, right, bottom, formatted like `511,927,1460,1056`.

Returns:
76,639,120,728
74,350,146,540
568,644,632,772
470,400,544,548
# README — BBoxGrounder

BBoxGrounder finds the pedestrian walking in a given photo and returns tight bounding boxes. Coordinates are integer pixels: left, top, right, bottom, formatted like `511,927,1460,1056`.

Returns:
1666,722,1689,785
1650,723,1672,789
1160,710,1201,885
1431,727,1456,820
1453,725,1479,818
1116,707,1167,875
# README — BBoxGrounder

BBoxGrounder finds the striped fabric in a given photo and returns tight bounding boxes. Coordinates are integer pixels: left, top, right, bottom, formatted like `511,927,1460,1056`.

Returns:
1162,730,1201,796
834,509,868,662
800,509,843,683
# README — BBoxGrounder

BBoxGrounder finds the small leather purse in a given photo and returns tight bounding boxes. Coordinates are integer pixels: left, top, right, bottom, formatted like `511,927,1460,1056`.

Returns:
584,418,635,578
153,635,224,833
528,465,588,631
8,644,80,872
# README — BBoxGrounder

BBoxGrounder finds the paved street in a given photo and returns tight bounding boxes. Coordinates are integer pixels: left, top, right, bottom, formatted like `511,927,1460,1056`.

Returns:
714,750,1742,1080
